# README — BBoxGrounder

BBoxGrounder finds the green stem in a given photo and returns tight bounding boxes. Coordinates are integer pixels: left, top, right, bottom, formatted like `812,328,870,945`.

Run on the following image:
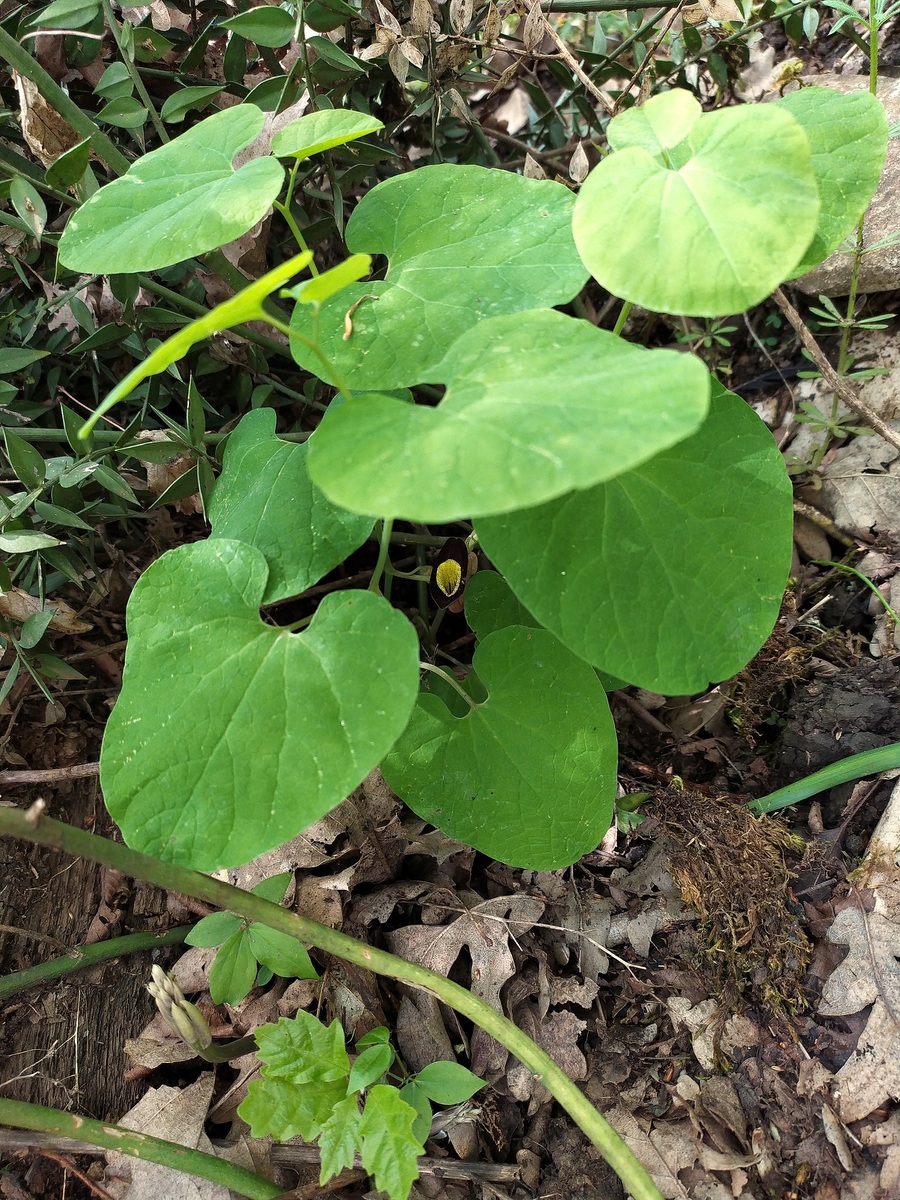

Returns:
418,662,477,711
273,199,319,275
811,559,900,625
0,1100,281,1200
369,519,394,594
265,314,354,401
750,742,900,815
0,808,664,1200
0,27,130,175
99,0,168,144
0,925,190,1002
612,300,632,337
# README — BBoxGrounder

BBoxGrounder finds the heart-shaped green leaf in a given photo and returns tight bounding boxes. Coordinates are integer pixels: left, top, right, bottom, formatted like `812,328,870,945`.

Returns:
573,89,820,316
57,106,285,273
208,409,374,603
478,385,793,694
382,625,617,869
307,309,710,521
776,86,888,277
290,165,588,389
101,539,419,869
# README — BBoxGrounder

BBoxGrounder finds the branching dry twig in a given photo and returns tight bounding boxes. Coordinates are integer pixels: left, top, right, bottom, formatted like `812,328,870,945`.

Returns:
773,287,900,455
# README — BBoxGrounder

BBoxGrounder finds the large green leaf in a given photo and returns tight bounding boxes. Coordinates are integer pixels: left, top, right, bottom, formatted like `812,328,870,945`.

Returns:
307,310,710,521
477,386,793,694
382,625,617,869
101,540,419,868
208,409,374,603
290,165,588,389
776,86,888,278
57,106,284,272
572,89,820,316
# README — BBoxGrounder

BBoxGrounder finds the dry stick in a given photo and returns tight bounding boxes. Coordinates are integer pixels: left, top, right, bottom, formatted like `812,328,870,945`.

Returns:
270,1144,524,1183
0,762,100,785
772,287,900,455
540,14,615,114
32,1148,117,1200
0,806,664,1200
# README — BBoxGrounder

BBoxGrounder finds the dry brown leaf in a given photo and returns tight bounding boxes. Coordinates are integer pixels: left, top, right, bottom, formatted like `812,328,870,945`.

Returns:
388,892,544,1075
0,588,92,634
104,1076,230,1199
13,71,81,167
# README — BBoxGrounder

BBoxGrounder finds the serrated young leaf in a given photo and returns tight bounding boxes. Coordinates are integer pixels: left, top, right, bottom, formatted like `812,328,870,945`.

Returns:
318,1095,363,1180
413,1061,483,1104
185,910,243,948
240,1074,349,1141
348,1042,395,1093
255,1011,351,1083
252,871,293,903
399,1082,432,1146
358,1085,424,1200
209,928,258,1005
246,924,318,980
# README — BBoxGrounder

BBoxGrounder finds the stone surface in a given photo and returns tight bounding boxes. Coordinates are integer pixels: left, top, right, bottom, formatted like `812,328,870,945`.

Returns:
794,72,900,297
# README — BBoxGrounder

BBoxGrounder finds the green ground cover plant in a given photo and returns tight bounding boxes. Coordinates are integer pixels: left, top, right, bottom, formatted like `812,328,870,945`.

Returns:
45,87,887,876
0,5,896,1192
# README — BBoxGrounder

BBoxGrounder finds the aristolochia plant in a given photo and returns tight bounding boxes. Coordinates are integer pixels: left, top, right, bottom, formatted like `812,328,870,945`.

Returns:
55,88,887,873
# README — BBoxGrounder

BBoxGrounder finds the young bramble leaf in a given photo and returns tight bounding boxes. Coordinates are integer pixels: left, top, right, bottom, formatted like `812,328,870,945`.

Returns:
478,384,793,693
272,110,385,159
358,1086,424,1200
318,1096,363,1180
57,106,285,273
573,89,820,315
382,626,617,869
208,408,374,603
348,1042,395,1093
246,924,318,980
307,309,710,521
241,1074,349,1142
100,540,420,869
290,165,588,389
254,1010,351,1082
356,1027,391,1048
185,910,243,948
413,1061,483,1104
209,928,258,1004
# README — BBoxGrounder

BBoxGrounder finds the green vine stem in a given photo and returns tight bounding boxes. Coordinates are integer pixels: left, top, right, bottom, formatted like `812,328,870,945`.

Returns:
0,925,190,1002
0,1099,282,1200
0,806,664,1200
750,741,900,815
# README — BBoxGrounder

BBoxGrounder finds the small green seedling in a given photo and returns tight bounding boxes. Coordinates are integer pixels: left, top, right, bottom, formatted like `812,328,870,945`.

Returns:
185,873,318,1005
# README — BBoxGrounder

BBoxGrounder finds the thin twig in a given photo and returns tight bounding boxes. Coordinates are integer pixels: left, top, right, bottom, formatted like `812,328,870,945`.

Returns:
32,1149,116,1200
772,288,900,454
540,14,615,113
270,1144,524,1182
0,762,100,785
